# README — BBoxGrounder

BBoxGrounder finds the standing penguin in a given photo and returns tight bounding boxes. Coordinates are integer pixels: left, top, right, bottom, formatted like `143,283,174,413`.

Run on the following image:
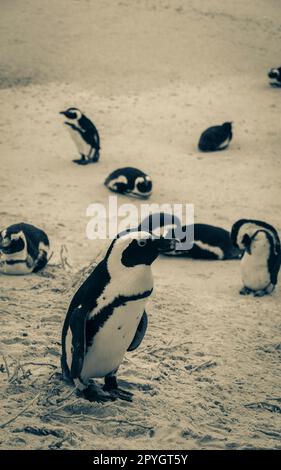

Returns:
231,219,280,296
61,231,175,402
60,107,100,165
104,167,152,199
0,223,50,275
268,67,281,87
198,122,232,152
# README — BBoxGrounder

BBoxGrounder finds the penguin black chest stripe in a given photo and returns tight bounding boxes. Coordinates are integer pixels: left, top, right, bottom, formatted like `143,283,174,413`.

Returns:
86,288,153,348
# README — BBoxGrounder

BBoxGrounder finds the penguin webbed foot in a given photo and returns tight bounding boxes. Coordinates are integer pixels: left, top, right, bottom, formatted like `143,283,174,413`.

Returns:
72,155,89,165
239,286,252,295
253,285,275,297
103,376,133,402
91,150,100,163
79,383,116,403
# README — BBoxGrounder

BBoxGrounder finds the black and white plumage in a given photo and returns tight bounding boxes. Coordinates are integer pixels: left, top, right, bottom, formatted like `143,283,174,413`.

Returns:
268,67,281,87
138,214,241,260
198,122,232,152
104,167,152,199
165,224,242,260
231,219,281,296
0,223,50,275
60,107,100,165
138,212,181,238
61,231,175,402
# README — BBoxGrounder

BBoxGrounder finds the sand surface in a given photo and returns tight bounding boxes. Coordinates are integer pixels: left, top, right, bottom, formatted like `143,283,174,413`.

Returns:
0,0,281,450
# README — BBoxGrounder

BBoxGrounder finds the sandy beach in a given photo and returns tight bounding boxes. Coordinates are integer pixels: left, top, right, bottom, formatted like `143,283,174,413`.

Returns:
0,0,281,450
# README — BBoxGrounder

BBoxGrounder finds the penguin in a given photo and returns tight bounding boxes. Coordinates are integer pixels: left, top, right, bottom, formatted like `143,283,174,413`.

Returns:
231,219,281,296
239,230,280,296
0,223,50,275
164,224,242,260
61,231,175,402
104,167,152,199
60,107,100,165
138,214,242,260
198,122,232,152
268,67,281,87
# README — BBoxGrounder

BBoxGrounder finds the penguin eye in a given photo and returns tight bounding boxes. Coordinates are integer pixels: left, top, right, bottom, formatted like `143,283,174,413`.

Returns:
137,239,147,247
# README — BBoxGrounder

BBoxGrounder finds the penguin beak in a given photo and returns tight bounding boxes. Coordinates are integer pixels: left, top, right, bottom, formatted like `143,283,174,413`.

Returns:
59,111,66,116
242,235,252,254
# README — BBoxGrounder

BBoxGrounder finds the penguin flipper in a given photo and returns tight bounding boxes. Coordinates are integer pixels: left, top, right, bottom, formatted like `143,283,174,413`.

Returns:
69,306,87,379
269,251,281,286
127,311,148,352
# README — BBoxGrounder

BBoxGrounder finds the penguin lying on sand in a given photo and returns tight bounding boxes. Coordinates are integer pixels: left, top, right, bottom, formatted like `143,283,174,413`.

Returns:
268,67,281,87
60,107,100,165
139,214,241,260
231,219,281,296
61,231,175,402
0,223,50,275
104,167,152,199
198,122,232,152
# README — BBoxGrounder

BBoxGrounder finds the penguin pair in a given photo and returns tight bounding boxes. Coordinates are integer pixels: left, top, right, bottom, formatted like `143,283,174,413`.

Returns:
60,107,100,165
0,223,50,275
198,122,233,152
61,231,175,402
138,213,242,260
104,167,152,199
231,219,281,296
268,67,281,87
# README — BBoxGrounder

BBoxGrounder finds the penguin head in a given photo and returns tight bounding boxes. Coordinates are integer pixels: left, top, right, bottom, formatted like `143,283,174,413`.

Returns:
60,107,82,122
222,122,232,132
247,230,272,257
0,228,26,254
268,68,281,80
132,176,152,198
107,231,176,270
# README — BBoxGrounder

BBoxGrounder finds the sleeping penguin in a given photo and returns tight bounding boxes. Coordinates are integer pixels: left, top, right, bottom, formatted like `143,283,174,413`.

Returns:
104,167,152,199
138,214,242,260
0,223,50,275
198,122,232,152
164,224,242,260
231,219,281,296
61,231,175,402
60,107,100,165
268,67,281,87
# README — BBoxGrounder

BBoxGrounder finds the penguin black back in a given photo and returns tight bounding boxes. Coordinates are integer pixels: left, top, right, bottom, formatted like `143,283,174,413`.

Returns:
198,122,232,152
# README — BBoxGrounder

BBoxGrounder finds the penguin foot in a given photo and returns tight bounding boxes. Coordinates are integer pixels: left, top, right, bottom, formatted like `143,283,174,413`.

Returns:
79,384,116,403
239,286,252,295
103,376,133,402
253,285,275,297
253,290,267,297
72,158,89,165
103,386,133,402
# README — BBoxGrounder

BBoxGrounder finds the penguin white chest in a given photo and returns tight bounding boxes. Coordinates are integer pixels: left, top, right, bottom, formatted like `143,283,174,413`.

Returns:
67,126,91,157
0,248,32,275
81,298,147,379
241,252,270,290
